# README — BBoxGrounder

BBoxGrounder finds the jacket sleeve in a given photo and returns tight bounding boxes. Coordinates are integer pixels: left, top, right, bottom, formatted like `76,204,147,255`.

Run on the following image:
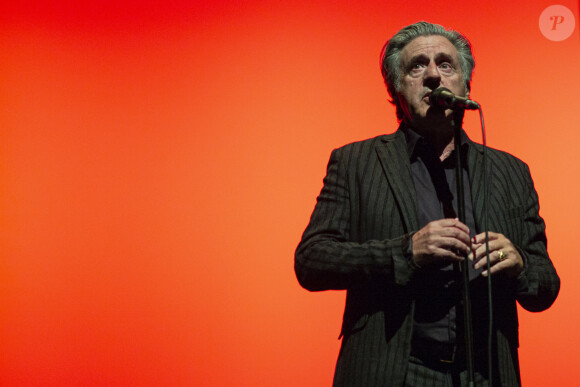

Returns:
294,146,419,292
512,165,560,312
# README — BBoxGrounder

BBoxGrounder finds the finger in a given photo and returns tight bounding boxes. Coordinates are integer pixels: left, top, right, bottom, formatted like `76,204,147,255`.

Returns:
475,248,507,270
472,231,508,245
468,241,494,262
438,236,471,256
482,257,510,277
440,227,471,247
473,243,507,267
432,218,470,235
470,237,508,262
447,218,470,234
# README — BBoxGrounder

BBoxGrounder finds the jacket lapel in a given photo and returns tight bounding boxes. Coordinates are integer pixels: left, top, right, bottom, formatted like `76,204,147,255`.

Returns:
467,140,500,233
375,131,419,233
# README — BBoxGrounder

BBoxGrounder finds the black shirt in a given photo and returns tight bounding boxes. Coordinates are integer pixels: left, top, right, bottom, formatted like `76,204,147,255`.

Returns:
403,125,484,345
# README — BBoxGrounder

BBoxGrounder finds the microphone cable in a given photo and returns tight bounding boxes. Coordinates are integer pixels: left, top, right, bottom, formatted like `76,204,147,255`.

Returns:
477,105,493,386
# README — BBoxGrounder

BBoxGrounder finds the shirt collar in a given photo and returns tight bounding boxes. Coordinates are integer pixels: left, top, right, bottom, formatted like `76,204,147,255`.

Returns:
400,123,470,160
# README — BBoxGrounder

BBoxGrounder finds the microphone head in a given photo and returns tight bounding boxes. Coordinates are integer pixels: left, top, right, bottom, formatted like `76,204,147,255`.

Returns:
429,87,480,110
429,87,454,108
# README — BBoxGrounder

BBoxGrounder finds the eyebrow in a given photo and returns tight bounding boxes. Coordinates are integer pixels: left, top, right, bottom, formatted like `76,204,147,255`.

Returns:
405,52,456,69
435,53,455,63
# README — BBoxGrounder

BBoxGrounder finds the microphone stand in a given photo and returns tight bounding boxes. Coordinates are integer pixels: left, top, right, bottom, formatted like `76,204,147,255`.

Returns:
451,108,475,386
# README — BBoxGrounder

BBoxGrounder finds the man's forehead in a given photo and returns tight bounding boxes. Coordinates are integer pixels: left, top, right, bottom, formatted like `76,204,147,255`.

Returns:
401,35,458,61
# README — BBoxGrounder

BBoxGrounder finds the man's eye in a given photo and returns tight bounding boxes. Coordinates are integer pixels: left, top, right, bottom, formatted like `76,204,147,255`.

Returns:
439,63,452,70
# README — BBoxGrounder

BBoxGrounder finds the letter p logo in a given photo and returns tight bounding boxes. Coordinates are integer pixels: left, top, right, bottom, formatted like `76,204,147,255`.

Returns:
539,5,576,41
550,15,565,30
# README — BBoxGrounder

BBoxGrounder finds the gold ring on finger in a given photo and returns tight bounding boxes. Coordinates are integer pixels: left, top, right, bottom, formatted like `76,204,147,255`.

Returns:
498,250,507,261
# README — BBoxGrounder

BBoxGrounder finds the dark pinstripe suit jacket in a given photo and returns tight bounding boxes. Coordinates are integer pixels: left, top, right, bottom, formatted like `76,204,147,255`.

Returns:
295,128,559,386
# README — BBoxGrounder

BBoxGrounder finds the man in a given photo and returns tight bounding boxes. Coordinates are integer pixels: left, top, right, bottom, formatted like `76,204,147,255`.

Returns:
295,22,559,386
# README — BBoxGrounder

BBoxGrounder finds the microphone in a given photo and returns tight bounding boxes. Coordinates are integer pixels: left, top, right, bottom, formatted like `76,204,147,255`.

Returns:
429,87,480,110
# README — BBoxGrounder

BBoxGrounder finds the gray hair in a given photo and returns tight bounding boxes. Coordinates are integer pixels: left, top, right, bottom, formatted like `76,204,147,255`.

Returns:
380,21,475,120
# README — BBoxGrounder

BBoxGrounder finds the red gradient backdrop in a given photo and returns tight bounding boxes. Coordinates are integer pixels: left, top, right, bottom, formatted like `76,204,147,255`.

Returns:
1,1,578,385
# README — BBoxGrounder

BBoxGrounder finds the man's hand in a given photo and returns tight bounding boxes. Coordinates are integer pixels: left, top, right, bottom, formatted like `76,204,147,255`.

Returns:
412,218,471,267
469,232,524,278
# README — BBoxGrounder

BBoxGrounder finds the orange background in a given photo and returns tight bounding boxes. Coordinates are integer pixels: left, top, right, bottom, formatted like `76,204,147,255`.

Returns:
1,1,578,385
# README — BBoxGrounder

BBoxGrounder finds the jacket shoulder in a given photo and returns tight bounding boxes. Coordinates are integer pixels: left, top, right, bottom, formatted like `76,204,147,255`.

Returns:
469,141,531,172
332,132,403,156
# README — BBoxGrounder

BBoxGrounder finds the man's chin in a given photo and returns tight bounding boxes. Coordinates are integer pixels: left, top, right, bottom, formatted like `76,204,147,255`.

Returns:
406,108,451,128
426,105,452,119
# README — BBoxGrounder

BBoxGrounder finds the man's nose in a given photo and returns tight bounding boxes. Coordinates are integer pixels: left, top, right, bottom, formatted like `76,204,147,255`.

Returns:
423,62,441,88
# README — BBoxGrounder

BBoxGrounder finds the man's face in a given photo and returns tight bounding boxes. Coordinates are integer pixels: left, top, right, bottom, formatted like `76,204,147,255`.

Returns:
397,35,467,128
